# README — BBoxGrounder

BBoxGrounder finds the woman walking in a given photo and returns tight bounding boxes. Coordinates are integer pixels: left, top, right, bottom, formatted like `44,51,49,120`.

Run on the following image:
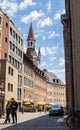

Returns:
4,100,11,124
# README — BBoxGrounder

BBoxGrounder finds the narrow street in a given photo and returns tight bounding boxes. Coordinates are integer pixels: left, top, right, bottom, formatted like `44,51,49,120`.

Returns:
0,112,70,130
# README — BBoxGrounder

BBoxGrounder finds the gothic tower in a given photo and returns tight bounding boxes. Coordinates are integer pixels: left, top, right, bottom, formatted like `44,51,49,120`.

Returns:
26,23,41,67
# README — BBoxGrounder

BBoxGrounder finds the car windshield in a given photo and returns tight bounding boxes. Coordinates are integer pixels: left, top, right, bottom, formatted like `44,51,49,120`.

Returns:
51,105,61,109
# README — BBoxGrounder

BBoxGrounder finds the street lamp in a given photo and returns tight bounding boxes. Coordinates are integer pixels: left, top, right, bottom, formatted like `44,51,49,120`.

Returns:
0,81,4,117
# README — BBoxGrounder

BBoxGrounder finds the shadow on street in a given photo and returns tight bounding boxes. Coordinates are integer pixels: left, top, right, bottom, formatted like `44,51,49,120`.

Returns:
0,114,70,130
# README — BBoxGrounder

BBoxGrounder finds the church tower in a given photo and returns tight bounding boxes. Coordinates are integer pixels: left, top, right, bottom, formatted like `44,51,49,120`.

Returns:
26,23,41,67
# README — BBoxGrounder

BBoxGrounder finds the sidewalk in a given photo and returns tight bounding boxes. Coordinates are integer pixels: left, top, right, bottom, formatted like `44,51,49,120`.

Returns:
57,115,68,125
0,112,48,129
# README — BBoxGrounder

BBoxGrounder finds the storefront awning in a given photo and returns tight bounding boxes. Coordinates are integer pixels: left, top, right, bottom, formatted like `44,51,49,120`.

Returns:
23,101,34,105
23,102,31,105
36,102,47,105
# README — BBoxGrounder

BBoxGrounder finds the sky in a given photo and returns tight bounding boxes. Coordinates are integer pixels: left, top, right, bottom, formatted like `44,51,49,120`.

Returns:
0,0,65,83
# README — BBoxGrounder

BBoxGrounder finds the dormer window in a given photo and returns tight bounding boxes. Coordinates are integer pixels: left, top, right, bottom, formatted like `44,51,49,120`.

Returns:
56,79,59,83
53,79,55,83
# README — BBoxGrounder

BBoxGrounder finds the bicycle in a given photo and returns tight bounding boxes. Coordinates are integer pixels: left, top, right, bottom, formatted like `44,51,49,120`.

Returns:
66,108,80,129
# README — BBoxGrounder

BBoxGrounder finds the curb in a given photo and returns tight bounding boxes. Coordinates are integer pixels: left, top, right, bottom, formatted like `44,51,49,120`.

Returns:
57,115,68,126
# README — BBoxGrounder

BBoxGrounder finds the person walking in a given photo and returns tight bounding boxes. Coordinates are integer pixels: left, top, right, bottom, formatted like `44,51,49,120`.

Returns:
4,100,11,124
44,105,47,113
10,98,18,124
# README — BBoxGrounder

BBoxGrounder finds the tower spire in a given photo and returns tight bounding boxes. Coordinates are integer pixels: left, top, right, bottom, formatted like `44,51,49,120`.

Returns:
26,23,41,67
27,22,35,41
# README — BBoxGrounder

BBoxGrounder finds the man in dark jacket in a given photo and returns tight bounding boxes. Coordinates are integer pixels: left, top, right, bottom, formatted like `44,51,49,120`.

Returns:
10,98,18,124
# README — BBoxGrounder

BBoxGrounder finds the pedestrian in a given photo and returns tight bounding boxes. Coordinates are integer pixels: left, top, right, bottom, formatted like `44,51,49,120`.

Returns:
44,105,47,113
4,100,11,124
10,98,18,124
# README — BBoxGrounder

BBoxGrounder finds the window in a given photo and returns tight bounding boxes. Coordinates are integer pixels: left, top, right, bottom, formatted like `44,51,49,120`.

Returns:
11,57,14,65
11,68,13,76
10,27,12,36
18,75,22,85
16,33,18,41
8,83,13,92
9,55,11,63
8,66,13,76
13,44,15,52
9,41,12,50
21,39,23,46
19,36,20,43
11,84,13,92
56,79,59,83
5,37,8,43
6,22,8,28
5,53,7,58
53,79,55,83
8,66,10,74
13,30,15,39
15,59,17,68
8,83,10,91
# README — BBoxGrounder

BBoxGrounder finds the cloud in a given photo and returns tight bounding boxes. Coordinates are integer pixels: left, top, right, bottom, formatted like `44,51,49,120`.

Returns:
46,1,51,12
59,57,65,66
21,10,44,24
0,0,8,10
0,0,36,16
41,61,47,68
40,45,58,56
19,0,36,10
48,31,59,39
42,36,46,40
54,9,65,20
0,0,18,16
40,47,45,56
37,17,53,28
6,3,18,16
50,57,56,61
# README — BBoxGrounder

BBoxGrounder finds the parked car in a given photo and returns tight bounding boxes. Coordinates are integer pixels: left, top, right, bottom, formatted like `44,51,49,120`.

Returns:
49,104,64,116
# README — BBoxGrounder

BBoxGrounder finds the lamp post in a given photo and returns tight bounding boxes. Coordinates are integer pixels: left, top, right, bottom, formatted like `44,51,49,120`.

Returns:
0,81,4,118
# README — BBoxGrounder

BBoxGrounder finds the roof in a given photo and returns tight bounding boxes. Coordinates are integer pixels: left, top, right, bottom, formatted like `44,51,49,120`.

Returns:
27,22,35,41
44,71,64,84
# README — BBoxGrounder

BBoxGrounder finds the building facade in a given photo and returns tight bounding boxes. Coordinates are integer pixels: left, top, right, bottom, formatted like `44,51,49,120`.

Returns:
23,53,34,104
45,71,66,107
61,0,80,109
34,67,47,105
0,9,24,110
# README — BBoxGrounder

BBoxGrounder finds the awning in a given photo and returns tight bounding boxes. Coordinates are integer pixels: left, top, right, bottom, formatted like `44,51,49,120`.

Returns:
36,102,47,105
23,102,31,105
23,101,34,105
47,103,52,107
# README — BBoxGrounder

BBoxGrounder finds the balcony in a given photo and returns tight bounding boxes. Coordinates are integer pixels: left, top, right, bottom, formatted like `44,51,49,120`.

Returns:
61,14,69,26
